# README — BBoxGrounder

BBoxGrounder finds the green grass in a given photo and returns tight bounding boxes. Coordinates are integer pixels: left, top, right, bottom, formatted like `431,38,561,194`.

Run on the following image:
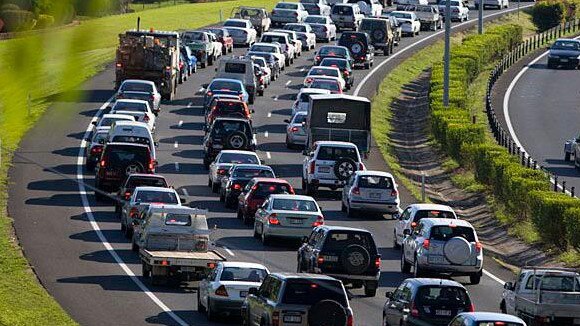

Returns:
129,0,192,12
450,171,486,193
0,0,278,323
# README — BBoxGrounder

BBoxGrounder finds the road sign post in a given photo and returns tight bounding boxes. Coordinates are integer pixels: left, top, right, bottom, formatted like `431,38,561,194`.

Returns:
478,1,483,34
443,0,451,107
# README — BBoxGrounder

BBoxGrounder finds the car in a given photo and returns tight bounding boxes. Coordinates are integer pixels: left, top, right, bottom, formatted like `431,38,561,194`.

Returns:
305,15,337,42
223,19,258,46
215,57,258,104
396,0,429,5
474,0,509,9
203,117,257,168
401,218,483,284
341,170,400,218
357,0,384,17
271,2,308,27
206,99,253,127
85,127,109,170
408,4,443,31
204,27,234,54
232,6,272,35
337,32,375,69
95,142,156,200
285,112,308,149
330,3,364,31
449,312,526,326
254,194,324,245
291,88,331,116
393,203,457,248
260,32,296,65
253,63,267,96
107,120,157,155
109,99,157,132
249,43,287,69
384,14,403,46
220,164,276,208
271,29,303,57
115,79,161,113
300,0,331,16
120,186,182,238
115,173,169,214
304,66,346,90
358,17,394,56
203,78,250,107
437,0,469,22
319,57,354,89
302,141,365,195
383,278,475,326
284,23,317,51
314,45,353,66
297,225,381,296
547,38,580,69
308,78,343,94
182,30,222,68
237,177,295,225
389,11,421,36
180,45,198,76
250,56,272,86
208,150,261,193
198,261,269,320
241,273,354,326
204,93,243,124
246,51,281,80
93,113,135,129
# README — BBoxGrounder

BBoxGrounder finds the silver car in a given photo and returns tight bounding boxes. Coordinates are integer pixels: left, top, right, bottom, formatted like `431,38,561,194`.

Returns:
116,79,162,113
449,312,526,326
304,15,337,42
285,112,307,149
208,150,261,193
341,170,400,218
253,194,323,245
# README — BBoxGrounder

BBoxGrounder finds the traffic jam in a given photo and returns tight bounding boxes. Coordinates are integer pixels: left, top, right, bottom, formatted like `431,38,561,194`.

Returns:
82,0,580,325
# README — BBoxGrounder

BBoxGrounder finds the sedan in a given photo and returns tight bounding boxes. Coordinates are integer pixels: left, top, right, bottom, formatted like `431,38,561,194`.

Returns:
284,23,317,50
116,79,161,113
390,11,421,36
109,99,156,132
341,170,400,218
285,112,308,149
308,77,343,94
253,194,324,245
320,57,354,89
224,25,257,47
198,261,269,320
547,38,580,69
208,150,261,193
449,312,526,326
304,15,337,42
204,78,249,107
303,66,346,90
220,164,276,208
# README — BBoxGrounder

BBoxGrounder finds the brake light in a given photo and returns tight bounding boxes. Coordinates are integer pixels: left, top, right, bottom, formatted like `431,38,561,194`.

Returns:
375,257,381,269
116,94,123,99
129,207,139,218
291,126,299,132
475,241,482,253
347,314,354,326
231,183,241,190
358,162,364,170
293,12,298,16
391,189,398,197
217,168,226,175
422,239,430,250
468,303,475,312
100,159,106,168
288,185,295,194
148,159,155,171
161,259,169,266
165,66,172,71
316,55,320,61
143,114,150,123
312,215,324,227
215,285,229,297
411,302,419,317
306,77,313,83
411,222,417,228
150,94,155,100
90,146,103,155
179,61,184,69
309,161,315,174
124,192,131,200
116,63,122,68
207,91,213,97
268,213,280,225
317,254,324,265
272,311,280,326
352,187,360,195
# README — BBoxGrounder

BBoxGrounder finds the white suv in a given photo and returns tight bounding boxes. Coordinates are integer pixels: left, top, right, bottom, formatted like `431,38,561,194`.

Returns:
302,141,365,195
393,203,457,248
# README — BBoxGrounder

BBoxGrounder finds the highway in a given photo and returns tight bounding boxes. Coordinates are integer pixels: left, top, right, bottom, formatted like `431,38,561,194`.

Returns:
9,4,527,326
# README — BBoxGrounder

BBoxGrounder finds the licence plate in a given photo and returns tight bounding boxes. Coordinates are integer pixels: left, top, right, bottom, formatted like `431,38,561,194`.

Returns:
105,171,118,177
436,310,451,316
289,218,303,224
318,166,331,173
561,58,569,62
181,266,196,272
323,255,339,262
213,144,223,149
240,291,248,297
283,315,302,323
370,193,381,199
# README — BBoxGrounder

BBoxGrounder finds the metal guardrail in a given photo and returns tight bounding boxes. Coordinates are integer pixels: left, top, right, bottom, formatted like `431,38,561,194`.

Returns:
486,19,580,198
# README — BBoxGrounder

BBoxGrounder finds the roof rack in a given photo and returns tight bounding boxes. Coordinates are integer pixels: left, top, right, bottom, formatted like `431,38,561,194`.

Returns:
521,266,580,274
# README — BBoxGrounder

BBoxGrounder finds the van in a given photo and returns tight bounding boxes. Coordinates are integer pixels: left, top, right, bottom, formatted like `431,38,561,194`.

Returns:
215,57,258,104
108,121,157,160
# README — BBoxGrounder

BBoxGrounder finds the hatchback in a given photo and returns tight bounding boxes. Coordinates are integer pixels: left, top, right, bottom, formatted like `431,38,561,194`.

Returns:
341,170,400,218
237,178,295,225
285,112,308,149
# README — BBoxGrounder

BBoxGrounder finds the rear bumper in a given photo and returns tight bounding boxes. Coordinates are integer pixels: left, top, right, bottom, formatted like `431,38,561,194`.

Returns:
335,21,357,28
318,272,380,282
349,200,400,214
263,224,313,238
287,132,307,144
209,297,244,315
309,177,345,187
417,257,483,274
548,57,579,66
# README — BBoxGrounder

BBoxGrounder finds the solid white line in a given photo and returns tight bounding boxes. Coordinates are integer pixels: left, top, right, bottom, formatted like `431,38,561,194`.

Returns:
181,188,189,197
76,98,188,326
285,80,292,87
267,112,272,118
484,269,506,286
264,131,269,138
274,96,278,101
173,141,178,149
178,120,183,127
223,247,235,256
353,4,534,96
187,102,192,108
300,67,305,72
266,151,272,159
174,162,180,171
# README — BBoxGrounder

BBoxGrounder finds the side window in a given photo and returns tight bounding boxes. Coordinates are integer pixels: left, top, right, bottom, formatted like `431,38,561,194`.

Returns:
266,278,282,302
401,208,412,221
315,231,326,248
449,316,466,326
515,273,525,288
399,284,412,302
259,276,273,297
392,282,406,300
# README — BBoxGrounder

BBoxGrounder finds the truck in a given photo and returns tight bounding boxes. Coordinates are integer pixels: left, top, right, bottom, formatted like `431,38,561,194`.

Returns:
133,205,226,285
115,30,180,101
305,94,371,156
231,6,271,35
500,267,580,326
407,4,442,31
181,30,222,69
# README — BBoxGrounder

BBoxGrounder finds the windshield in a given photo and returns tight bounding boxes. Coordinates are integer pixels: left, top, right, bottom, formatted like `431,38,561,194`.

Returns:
324,231,376,251
293,113,307,123
305,16,326,24
225,20,247,28
319,46,347,56
218,153,259,164
552,40,580,51
310,79,339,91
106,146,149,166
261,34,288,44
233,168,275,178
215,100,245,113
525,275,580,291
126,176,167,189
120,82,153,93
272,198,318,211
282,279,347,306
391,12,412,19
182,31,206,42
358,175,393,189
93,132,108,143
309,67,339,77
206,28,224,37
135,190,178,204
276,3,299,9
332,5,353,15
220,267,268,282
239,8,262,16
317,146,358,160
287,24,308,33
225,62,248,74
209,80,242,92
429,225,476,242
164,213,191,226
252,182,292,199
360,20,385,30
112,102,147,112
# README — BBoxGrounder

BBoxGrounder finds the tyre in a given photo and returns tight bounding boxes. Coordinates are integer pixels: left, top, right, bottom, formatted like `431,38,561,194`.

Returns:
500,300,507,314
208,55,214,66
308,300,347,326
124,223,133,239
253,223,260,239
197,291,206,313
565,152,571,161
219,189,225,202
393,230,400,249
206,298,216,321
243,212,252,226
470,271,482,285
261,228,270,245
305,182,318,196
341,201,347,212
258,89,264,96
211,181,219,193
201,60,206,68
400,250,411,273
95,188,107,202
131,240,139,252
347,204,357,218
86,160,95,171
413,257,424,278
142,263,150,278
249,94,255,105
364,281,378,297
237,209,243,220
340,244,370,274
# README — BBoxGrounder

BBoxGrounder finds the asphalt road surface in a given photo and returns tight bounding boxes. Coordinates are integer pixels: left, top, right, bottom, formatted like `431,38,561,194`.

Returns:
9,4,528,326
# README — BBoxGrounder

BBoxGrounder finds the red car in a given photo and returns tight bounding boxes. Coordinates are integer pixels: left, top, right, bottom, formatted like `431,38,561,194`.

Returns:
237,178,295,225
205,28,234,54
206,99,253,126
309,78,343,94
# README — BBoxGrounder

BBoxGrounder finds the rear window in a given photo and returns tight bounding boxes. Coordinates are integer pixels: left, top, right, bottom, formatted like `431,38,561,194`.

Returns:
360,20,385,30
476,323,524,326
127,177,167,189
106,146,150,166
310,79,339,91
209,80,242,91
332,5,353,15
317,146,358,161
212,120,250,135
112,102,147,112
164,213,191,226
525,275,580,291
120,83,153,93
262,34,288,44
220,267,268,282
252,182,293,199
182,31,206,42
319,47,347,57
111,136,151,146
320,59,347,69
135,190,178,204
305,16,326,24
93,132,108,143
252,45,277,52
415,286,471,308
225,62,248,74
391,12,412,19
282,279,347,306
276,3,299,9
207,28,224,37
272,198,318,212
218,153,259,164
429,226,476,242
216,101,245,113
309,68,339,77
358,175,393,189
414,210,456,220
286,24,307,33
293,114,307,123
233,168,275,178
324,231,376,252
225,20,247,28
226,28,247,37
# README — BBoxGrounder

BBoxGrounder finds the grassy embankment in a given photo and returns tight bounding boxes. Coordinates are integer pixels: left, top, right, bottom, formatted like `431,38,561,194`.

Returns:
0,0,277,324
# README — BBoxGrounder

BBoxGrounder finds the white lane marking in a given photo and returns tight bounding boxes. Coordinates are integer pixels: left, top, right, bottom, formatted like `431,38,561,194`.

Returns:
178,120,183,127
174,162,180,171
223,247,235,256
300,67,306,72
253,134,257,143
267,112,272,118
274,96,278,101
182,188,189,197
76,98,188,326
484,269,506,286
353,4,534,96
173,141,179,149
187,102,192,108
264,131,269,138
285,80,292,87
266,151,272,159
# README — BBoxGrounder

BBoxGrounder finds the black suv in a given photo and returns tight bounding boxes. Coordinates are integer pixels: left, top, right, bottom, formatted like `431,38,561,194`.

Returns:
95,143,155,201
297,225,381,297
382,278,474,326
115,173,168,214
358,18,394,56
202,117,256,168
220,164,275,208
338,32,374,69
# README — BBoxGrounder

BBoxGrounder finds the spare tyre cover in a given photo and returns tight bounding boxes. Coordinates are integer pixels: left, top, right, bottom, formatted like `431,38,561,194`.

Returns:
340,244,370,274
443,236,472,265
308,300,347,326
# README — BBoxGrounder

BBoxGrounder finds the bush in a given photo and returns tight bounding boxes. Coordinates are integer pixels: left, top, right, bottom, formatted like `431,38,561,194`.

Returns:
34,13,53,29
532,1,566,31
563,207,580,249
528,191,580,247
0,3,21,11
0,9,36,31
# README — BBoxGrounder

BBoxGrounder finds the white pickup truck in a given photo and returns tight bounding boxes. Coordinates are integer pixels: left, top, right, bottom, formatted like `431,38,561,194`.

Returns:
133,205,226,285
501,267,580,326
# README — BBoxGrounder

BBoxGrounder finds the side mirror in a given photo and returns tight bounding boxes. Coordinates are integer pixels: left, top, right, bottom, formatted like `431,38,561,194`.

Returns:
91,121,97,126
260,159,266,165
504,282,514,290
180,197,187,204
251,109,255,113
385,291,393,298
154,141,159,147
403,229,411,236
84,137,91,142
284,119,290,123
248,287,258,295
98,139,106,144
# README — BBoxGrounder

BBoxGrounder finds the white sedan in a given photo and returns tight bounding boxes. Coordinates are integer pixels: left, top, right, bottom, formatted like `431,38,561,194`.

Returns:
109,99,156,132
284,23,317,50
198,261,269,321
303,66,346,90
390,11,421,36
224,19,257,46
208,150,261,193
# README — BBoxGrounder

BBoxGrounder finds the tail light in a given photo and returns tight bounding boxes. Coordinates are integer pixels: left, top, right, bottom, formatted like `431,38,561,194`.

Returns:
391,189,398,197
268,213,280,225
124,192,131,200
411,222,417,228
129,207,139,218
288,185,295,194
231,183,242,190
179,61,184,69
217,168,227,175
422,239,430,250
475,241,482,253
306,77,313,83
312,215,324,227
148,158,155,171
259,76,264,83
207,91,213,97
116,63,122,68
143,114,150,123
344,70,349,76
411,302,419,317
272,311,280,326
358,162,364,170
309,161,315,174
215,285,229,297
165,66,172,71
116,94,124,99
468,303,475,312
352,187,360,195
291,126,299,132
100,159,106,168
150,94,155,101
316,254,324,265
90,146,103,155
347,314,354,326
316,55,320,61
375,256,381,269
293,12,298,16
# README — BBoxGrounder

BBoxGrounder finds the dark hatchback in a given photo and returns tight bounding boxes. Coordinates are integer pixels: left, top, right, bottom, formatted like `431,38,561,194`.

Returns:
319,57,354,89
547,38,580,69
314,45,354,66
220,164,276,208
338,32,374,69
383,278,474,326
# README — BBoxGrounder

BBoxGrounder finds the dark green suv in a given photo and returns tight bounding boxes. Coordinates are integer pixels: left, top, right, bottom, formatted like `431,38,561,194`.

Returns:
358,17,394,56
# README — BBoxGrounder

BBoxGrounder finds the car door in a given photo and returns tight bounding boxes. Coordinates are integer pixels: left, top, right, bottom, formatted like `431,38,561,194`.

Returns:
200,266,218,308
386,282,412,325
395,207,411,244
249,276,272,325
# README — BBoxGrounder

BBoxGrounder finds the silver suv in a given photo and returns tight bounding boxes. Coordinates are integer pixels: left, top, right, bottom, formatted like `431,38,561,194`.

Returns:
401,218,483,284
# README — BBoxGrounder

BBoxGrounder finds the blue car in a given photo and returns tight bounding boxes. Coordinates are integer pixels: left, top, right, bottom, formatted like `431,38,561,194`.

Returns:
203,78,249,108
180,45,197,75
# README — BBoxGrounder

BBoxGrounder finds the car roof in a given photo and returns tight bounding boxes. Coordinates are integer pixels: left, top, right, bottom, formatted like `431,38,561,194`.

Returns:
95,126,111,133
253,42,278,47
298,88,331,96
354,170,394,178
127,173,166,179
269,194,315,201
224,26,247,31
457,312,525,323
272,272,339,281
420,218,473,228
134,186,176,193
335,3,357,7
306,15,327,19
226,18,249,23
407,203,454,212
251,177,290,184
310,93,370,102
310,65,341,71
233,164,271,169
111,121,149,128
211,78,244,84
392,10,414,14
219,150,258,155
114,99,149,105
318,225,370,233
406,278,466,288
315,140,359,147
263,32,288,37
220,261,268,269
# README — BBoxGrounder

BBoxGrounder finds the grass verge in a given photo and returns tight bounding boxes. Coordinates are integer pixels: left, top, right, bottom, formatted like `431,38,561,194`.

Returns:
0,0,277,323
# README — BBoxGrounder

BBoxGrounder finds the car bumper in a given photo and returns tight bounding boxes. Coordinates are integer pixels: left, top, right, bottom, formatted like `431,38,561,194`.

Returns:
417,257,483,274
209,297,244,315
335,21,356,28
317,272,380,282
309,177,345,187
313,31,330,39
232,37,251,45
349,200,400,214
548,57,579,66
401,25,415,33
264,224,314,238
287,132,307,145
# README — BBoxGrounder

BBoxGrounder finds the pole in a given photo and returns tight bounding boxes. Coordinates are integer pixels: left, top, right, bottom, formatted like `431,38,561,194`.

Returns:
518,0,520,20
137,16,140,31
421,173,426,202
443,0,451,107
478,0,483,34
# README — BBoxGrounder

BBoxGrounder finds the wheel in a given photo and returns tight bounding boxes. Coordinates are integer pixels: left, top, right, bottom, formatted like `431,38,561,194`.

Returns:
346,204,357,217
249,94,255,105
364,282,377,297
237,209,243,219
341,201,347,212
131,240,139,252
261,227,270,245
211,181,219,193
565,152,571,161
243,212,251,225
86,161,95,170
95,189,107,202
470,271,482,285
197,290,206,313
123,223,132,239
201,60,206,68
296,258,302,272
258,89,264,96
207,298,216,321
500,300,507,313
413,257,424,278
142,263,150,278
400,250,411,273
253,223,260,239
219,189,225,202
393,230,400,249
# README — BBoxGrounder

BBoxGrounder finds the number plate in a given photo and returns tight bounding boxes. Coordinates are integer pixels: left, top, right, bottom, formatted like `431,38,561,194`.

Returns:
289,218,303,224
370,193,381,199
561,58,569,63
318,166,331,173
181,266,197,272
240,291,248,298
283,315,302,323
435,309,451,316
323,255,339,262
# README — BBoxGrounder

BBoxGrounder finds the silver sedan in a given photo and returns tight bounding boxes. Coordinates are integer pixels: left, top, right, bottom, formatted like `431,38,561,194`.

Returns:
284,112,307,149
341,170,401,217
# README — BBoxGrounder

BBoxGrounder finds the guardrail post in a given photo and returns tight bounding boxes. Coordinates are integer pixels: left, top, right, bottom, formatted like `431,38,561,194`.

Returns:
533,160,537,170
572,187,575,197
554,176,558,191
527,156,531,168
517,147,521,161
563,181,567,193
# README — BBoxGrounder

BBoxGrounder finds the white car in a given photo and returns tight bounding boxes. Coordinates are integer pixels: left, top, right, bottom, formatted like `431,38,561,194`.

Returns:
93,113,135,129
261,32,296,65
356,0,383,17
208,150,261,193
249,42,287,68
341,170,400,218
474,0,509,9
250,56,272,86
271,29,303,57
283,23,317,50
198,261,269,320
107,120,157,160
438,0,470,22
116,79,161,113
109,99,156,132
393,203,457,248
271,2,309,27
304,15,337,42
390,11,421,36
292,88,331,115
303,66,346,90
223,19,257,47
395,0,428,5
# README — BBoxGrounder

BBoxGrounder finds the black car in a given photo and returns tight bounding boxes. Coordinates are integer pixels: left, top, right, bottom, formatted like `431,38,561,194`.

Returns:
297,225,381,297
202,117,256,168
338,32,375,69
219,164,276,208
95,143,156,201
319,57,354,89
115,173,169,214
383,278,474,326
314,45,354,66
547,38,580,69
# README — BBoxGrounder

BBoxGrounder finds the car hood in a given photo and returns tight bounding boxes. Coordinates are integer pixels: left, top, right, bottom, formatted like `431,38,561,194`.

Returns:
550,49,580,57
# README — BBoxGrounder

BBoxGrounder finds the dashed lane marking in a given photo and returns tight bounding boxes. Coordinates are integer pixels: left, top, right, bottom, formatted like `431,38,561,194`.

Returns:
174,141,178,149
267,112,272,118
285,80,292,87
264,131,269,138
266,151,272,159
174,162,180,171
223,247,235,257
181,188,189,197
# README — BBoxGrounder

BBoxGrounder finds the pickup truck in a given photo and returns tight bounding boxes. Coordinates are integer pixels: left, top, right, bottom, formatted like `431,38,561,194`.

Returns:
564,134,580,167
437,0,469,22
407,4,442,31
501,267,580,326
232,6,271,35
181,30,222,68
133,205,226,285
